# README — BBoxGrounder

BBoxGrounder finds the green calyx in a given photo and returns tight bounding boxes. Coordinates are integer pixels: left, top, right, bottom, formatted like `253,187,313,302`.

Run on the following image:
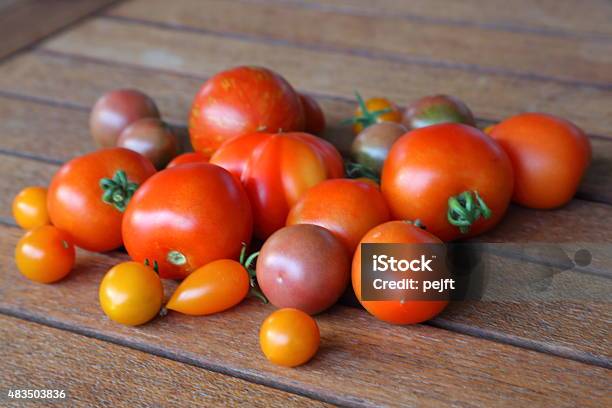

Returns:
341,91,392,129
344,159,380,184
239,242,268,304
144,258,160,274
447,191,492,234
100,170,138,212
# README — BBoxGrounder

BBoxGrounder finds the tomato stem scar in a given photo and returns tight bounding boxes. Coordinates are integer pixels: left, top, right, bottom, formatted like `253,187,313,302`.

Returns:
167,250,187,266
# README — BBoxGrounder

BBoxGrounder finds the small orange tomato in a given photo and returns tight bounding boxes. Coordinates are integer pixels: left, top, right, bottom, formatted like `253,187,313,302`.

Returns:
167,259,250,315
99,261,164,326
166,151,210,169
12,186,50,230
260,308,320,367
351,93,402,134
15,225,75,283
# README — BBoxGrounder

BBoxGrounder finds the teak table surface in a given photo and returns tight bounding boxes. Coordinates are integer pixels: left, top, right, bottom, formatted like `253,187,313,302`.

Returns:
0,1,610,407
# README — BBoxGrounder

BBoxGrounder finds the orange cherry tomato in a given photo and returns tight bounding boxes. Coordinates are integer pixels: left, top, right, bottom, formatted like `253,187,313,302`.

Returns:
211,132,344,239
47,148,156,252
12,186,50,230
15,225,75,283
490,113,591,209
287,179,390,254
122,163,253,279
99,261,164,326
189,66,304,156
166,152,209,168
351,93,402,134
299,93,326,135
352,221,448,324
382,123,514,241
260,308,320,367
167,259,250,315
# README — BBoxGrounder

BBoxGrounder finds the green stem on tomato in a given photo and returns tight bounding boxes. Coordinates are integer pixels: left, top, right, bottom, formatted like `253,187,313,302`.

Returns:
344,160,380,184
340,91,392,129
237,244,268,304
447,191,491,234
99,169,139,212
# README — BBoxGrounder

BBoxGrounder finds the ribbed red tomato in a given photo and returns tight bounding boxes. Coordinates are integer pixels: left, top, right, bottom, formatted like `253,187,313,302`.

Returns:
189,66,304,157
211,132,344,239
122,163,252,279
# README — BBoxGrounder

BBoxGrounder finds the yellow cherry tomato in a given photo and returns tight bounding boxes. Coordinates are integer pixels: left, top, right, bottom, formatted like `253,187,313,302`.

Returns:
260,308,320,367
167,259,250,315
12,186,50,229
352,94,402,134
15,225,75,283
99,262,163,326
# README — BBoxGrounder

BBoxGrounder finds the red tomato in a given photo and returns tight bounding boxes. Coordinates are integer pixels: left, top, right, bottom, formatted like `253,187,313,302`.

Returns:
352,221,448,324
166,152,209,168
287,179,390,254
490,113,591,209
47,148,156,252
189,66,304,156
299,93,326,135
211,132,344,239
382,123,513,241
15,225,75,283
166,259,250,315
122,163,252,279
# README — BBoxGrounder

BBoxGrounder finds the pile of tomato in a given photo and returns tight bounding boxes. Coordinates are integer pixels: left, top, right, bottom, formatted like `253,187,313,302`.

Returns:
12,65,591,367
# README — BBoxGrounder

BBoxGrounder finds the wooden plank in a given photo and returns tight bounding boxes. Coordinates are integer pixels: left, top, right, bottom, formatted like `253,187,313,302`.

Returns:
0,225,609,407
34,18,612,138
0,315,328,407
0,0,118,60
0,155,610,364
107,0,612,86
278,0,612,38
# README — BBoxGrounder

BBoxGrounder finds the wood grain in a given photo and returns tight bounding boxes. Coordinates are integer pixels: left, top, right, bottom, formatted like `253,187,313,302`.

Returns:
269,0,612,38
0,0,117,60
0,224,609,407
107,0,612,85
34,19,612,138
0,315,328,407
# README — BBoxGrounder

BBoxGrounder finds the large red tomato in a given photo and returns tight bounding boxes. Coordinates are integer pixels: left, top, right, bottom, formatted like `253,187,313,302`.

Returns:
287,179,390,254
211,132,344,239
189,66,304,157
489,113,591,209
122,163,252,279
352,221,448,324
48,148,155,252
381,123,513,241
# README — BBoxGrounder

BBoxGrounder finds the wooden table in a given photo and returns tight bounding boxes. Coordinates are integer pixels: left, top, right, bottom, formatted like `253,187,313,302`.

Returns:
0,1,610,406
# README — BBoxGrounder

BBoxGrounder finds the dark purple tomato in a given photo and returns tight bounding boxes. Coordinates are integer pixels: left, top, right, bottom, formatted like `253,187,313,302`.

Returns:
256,224,350,315
90,89,160,148
351,122,407,173
117,118,179,169
403,94,475,130
299,93,326,135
